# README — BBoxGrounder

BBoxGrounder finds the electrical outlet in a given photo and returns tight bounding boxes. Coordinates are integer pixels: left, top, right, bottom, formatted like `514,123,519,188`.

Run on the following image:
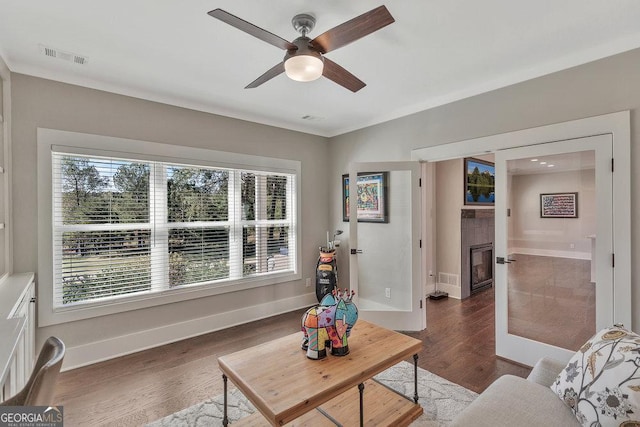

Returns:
570,243,575,249
305,278,312,287
385,288,391,298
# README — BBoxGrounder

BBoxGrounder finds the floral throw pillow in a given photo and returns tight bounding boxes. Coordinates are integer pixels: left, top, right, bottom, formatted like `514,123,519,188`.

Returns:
550,326,640,426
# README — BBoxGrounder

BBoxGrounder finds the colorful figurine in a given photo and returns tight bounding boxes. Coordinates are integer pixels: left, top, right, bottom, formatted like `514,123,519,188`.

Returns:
301,289,358,360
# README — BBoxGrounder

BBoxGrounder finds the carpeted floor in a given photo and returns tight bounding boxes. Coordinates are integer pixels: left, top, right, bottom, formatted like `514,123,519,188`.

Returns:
147,361,478,426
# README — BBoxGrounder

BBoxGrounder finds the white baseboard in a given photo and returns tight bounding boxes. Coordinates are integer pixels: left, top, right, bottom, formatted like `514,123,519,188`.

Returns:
62,293,317,371
426,283,461,299
510,248,590,260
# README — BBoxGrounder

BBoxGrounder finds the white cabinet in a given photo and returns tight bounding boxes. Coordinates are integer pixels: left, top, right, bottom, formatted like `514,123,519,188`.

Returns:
10,282,35,392
0,273,36,401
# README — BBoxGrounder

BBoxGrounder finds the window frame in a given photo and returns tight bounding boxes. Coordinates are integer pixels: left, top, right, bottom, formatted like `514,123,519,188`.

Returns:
37,128,301,326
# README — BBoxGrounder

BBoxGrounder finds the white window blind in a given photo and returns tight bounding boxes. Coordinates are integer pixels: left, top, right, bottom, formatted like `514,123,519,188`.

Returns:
52,152,296,309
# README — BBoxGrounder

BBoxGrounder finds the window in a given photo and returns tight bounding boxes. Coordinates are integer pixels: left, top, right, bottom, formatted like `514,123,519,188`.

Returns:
38,128,300,325
52,154,296,308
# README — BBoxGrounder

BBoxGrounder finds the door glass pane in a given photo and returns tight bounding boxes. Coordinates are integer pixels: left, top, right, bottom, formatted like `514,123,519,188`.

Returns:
357,170,412,311
507,151,596,351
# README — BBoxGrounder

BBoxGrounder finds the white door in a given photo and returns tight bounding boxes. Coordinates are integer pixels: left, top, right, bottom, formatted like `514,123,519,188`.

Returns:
495,135,613,365
348,161,425,331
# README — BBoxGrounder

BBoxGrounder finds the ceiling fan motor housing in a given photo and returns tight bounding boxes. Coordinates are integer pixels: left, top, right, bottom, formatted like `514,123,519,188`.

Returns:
285,37,323,62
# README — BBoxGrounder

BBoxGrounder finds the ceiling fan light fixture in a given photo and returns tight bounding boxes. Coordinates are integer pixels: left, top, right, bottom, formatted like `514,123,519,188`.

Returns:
284,54,324,82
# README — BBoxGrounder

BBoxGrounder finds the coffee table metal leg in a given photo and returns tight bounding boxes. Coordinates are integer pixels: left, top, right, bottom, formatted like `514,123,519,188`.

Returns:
413,354,419,404
222,374,229,426
358,382,365,427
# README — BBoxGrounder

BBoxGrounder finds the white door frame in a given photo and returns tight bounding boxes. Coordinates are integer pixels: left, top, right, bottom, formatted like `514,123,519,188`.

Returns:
412,111,631,342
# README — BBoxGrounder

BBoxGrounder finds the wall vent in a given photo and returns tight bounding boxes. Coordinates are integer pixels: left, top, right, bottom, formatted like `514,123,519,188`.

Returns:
39,44,88,65
437,272,460,287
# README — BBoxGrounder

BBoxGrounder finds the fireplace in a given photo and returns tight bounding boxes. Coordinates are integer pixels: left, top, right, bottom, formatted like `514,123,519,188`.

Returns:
460,209,494,299
470,243,493,294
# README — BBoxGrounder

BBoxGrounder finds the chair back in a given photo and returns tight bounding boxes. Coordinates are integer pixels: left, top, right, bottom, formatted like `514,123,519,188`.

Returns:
1,336,65,406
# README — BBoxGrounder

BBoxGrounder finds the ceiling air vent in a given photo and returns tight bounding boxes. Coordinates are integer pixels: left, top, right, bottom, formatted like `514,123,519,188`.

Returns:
39,44,88,65
43,46,57,58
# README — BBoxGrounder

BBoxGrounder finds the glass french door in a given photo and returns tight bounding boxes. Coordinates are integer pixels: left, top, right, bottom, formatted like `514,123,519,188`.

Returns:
494,135,613,365
348,161,425,331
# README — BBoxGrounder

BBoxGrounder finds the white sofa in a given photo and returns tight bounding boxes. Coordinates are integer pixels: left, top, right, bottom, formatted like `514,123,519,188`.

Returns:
451,357,579,426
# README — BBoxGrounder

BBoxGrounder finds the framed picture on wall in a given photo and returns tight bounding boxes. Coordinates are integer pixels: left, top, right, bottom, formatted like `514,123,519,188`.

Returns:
540,192,578,218
342,172,389,223
464,158,495,205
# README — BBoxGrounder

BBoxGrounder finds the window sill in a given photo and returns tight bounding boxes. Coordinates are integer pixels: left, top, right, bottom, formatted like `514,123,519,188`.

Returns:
42,271,301,326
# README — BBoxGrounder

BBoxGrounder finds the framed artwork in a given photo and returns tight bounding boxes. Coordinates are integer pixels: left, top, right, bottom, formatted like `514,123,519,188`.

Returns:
540,192,578,218
342,172,389,223
464,158,495,205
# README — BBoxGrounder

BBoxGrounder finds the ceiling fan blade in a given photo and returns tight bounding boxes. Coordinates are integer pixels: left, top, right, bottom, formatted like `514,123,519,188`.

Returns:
208,9,297,51
311,5,395,54
245,62,285,89
322,58,366,92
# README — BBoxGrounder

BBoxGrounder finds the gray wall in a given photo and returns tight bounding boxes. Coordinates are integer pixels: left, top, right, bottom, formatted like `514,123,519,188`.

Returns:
329,48,640,332
511,170,595,256
10,74,329,351
435,159,462,284
0,55,9,279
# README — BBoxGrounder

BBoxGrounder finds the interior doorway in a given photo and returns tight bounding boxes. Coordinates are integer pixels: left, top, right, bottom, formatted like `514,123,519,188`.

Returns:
429,147,599,354
427,155,496,300
414,111,631,366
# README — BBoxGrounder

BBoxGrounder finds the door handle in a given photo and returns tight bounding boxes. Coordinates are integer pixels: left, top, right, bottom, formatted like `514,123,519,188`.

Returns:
350,249,363,254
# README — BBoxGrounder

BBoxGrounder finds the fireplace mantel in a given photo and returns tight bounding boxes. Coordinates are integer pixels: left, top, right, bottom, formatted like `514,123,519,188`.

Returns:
461,208,494,218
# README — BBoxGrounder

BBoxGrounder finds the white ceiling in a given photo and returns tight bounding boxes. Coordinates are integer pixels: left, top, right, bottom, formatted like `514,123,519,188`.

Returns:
1,1,640,137
509,152,595,175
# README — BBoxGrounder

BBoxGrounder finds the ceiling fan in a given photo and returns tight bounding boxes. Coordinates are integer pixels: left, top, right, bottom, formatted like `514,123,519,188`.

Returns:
207,6,395,92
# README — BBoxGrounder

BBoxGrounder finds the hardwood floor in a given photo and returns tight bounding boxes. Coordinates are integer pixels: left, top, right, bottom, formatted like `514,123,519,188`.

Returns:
405,287,530,394
54,288,530,426
507,254,594,351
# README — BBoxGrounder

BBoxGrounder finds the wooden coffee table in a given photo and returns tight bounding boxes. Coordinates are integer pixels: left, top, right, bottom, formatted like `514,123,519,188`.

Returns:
218,320,423,426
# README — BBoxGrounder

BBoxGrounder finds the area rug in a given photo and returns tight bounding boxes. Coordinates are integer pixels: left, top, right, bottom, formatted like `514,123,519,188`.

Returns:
147,361,478,426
